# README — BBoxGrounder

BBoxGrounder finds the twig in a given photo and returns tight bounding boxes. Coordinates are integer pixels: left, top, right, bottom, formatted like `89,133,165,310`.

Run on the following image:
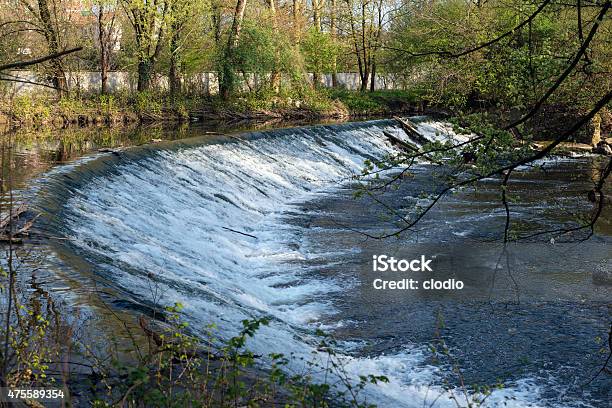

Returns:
221,226,257,239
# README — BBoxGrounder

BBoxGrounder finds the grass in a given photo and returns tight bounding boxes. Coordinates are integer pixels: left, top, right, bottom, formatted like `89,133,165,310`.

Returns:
325,89,426,115
0,88,430,127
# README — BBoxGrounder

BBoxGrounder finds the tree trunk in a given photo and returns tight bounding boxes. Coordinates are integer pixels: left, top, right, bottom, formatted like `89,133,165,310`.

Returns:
591,113,602,146
100,49,108,95
369,60,376,91
293,0,302,43
370,0,383,92
330,0,338,87
137,60,153,92
347,0,364,91
229,0,248,49
212,2,222,44
268,0,281,92
313,0,323,31
360,0,368,92
312,0,323,88
360,66,368,92
98,7,108,94
220,0,248,99
169,52,181,97
37,0,67,96
169,27,182,97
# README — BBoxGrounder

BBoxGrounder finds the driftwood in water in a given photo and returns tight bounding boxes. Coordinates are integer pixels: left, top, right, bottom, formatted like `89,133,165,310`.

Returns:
383,131,443,165
0,203,27,230
98,147,123,156
393,116,429,145
221,226,257,239
0,204,38,244
16,214,39,236
382,130,419,152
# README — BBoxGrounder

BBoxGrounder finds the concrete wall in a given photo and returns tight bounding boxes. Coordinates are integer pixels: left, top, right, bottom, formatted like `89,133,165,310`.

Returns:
2,70,403,96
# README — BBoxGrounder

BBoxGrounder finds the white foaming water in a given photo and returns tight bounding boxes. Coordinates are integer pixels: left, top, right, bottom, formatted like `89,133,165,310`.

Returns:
57,120,553,407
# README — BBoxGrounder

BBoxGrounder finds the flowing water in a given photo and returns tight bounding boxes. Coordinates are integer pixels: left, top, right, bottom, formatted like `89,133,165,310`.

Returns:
14,119,612,407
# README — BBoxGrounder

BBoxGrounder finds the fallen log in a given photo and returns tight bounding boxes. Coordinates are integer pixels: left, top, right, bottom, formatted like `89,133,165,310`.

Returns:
15,213,40,236
393,116,430,145
382,130,443,165
382,130,419,152
0,203,27,230
98,147,122,155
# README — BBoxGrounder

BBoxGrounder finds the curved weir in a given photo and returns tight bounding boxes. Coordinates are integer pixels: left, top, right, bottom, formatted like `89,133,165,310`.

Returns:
33,120,611,408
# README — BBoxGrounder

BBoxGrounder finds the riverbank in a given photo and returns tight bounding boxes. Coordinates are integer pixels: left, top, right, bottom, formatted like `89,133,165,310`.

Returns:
2,89,609,149
0,89,434,129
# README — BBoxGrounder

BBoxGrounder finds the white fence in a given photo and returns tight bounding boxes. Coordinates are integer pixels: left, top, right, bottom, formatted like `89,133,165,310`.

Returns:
2,70,404,96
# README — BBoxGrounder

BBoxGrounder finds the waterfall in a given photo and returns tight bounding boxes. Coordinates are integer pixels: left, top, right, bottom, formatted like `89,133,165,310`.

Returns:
34,119,555,407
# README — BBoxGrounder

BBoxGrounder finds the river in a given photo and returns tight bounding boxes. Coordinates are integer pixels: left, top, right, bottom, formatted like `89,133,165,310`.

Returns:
5,118,611,407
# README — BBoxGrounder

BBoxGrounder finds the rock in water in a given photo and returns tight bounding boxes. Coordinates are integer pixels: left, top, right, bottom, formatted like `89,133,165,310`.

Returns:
593,259,612,285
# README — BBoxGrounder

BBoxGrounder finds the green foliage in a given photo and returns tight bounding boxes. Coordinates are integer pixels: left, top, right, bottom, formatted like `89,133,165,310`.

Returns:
77,305,386,407
131,91,163,115
327,89,424,115
9,96,51,124
98,94,115,114
0,272,68,389
301,28,339,74
211,85,343,115
387,0,611,111
217,17,307,96
232,22,279,78
448,113,535,174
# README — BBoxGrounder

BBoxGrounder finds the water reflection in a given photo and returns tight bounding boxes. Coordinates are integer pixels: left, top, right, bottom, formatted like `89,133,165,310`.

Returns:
0,117,349,195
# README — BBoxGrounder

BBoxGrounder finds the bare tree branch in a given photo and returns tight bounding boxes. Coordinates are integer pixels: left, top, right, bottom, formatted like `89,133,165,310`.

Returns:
504,0,610,130
0,47,82,72
383,0,553,59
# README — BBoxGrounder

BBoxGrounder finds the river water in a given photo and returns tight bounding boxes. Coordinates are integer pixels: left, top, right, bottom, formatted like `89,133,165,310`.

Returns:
7,119,611,407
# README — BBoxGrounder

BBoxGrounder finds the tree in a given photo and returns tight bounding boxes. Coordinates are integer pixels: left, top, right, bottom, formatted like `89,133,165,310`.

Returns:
344,0,386,91
330,0,338,87
302,28,336,85
386,0,611,112
219,0,247,99
353,0,612,242
311,0,324,87
95,0,119,95
166,0,197,97
14,0,69,96
121,0,168,92
267,0,281,92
